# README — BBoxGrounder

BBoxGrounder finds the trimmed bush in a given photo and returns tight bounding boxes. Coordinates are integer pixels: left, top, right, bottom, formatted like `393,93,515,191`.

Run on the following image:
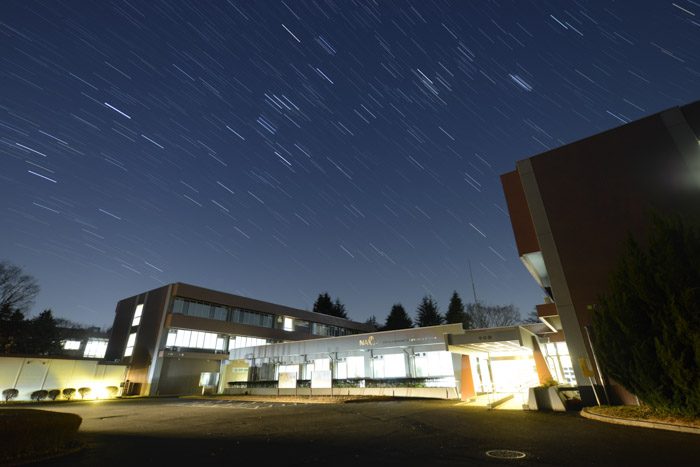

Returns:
48,389,61,401
62,388,76,401
78,387,91,399
0,409,82,464
30,390,49,401
2,388,19,403
105,386,118,398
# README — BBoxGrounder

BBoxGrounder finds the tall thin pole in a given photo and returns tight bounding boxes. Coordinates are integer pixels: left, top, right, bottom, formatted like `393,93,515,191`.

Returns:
468,260,478,304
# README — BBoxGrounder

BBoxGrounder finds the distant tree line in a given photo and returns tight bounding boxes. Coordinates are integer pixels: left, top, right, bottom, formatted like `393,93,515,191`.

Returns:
312,289,523,332
0,260,104,355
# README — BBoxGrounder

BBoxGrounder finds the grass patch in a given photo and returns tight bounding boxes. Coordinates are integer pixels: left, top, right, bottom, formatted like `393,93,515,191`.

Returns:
0,408,82,464
587,405,700,427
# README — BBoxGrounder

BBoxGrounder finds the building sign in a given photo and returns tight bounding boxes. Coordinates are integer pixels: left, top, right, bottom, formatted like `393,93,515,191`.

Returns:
278,371,297,389
358,335,375,346
311,370,332,389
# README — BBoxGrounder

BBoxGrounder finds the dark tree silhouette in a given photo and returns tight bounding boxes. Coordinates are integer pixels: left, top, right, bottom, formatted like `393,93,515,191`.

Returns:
313,292,334,315
0,260,40,314
466,302,520,328
415,295,444,327
384,304,413,330
364,315,380,330
313,292,349,319
332,298,348,319
445,291,472,329
592,213,700,416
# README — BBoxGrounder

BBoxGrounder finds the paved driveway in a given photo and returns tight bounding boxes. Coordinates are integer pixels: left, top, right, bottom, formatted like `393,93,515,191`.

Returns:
23,398,699,466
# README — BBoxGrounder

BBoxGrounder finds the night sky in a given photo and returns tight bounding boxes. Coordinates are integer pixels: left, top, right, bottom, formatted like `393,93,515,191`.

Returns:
1,1,699,328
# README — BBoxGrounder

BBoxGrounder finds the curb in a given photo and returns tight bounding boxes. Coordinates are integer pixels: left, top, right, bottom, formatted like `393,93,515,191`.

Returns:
580,408,700,435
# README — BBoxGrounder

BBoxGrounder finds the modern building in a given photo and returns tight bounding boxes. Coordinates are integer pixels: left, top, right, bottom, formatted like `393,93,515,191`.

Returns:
500,100,700,405
59,326,110,360
104,282,376,396
223,323,566,407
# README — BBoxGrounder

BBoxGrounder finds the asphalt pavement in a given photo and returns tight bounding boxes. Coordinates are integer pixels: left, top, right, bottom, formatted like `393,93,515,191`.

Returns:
18,397,699,466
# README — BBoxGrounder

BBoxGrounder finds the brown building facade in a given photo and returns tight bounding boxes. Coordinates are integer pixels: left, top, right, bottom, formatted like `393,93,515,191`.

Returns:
104,282,375,396
501,101,700,405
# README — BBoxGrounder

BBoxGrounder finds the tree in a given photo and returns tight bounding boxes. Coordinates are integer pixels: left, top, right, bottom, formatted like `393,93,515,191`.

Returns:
0,260,40,314
466,302,520,328
26,309,62,355
313,292,334,315
521,307,540,324
592,213,700,416
364,315,380,331
384,304,413,331
332,298,348,319
415,295,444,327
445,291,472,329
312,292,348,319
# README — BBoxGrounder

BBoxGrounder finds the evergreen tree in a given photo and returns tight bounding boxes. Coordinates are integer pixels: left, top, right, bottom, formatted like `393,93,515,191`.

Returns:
592,213,700,416
313,292,334,315
445,291,472,329
384,304,413,330
415,295,444,327
331,298,348,319
26,309,62,355
364,315,380,330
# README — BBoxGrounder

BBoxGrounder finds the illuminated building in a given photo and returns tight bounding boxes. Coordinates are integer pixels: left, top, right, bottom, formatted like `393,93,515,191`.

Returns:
104,282,375,396
223,323,563,406
500,101,700,405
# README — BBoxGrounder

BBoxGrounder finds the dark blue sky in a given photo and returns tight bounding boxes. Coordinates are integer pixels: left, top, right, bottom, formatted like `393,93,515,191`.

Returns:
1,1,698,328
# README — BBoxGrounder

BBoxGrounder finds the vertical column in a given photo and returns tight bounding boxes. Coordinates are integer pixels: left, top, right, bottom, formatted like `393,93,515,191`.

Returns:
460,355,476,401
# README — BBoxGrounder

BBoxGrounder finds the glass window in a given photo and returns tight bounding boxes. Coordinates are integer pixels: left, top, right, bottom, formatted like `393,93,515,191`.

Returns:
166,331,176,347
295,320,310,333
124,332,136,357
63,340,81,350
83,338,108,358
283,317,293,331
132,304,143,326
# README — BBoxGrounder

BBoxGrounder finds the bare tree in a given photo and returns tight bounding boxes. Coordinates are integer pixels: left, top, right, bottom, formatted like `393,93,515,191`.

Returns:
0,260,40,314
466,302,520,329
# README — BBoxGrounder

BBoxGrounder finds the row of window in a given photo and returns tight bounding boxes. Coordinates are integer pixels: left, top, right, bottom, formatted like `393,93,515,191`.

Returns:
61,338,109,359
170,297,358,337
275,352,454,380
163,328,270,352
172,298,274,328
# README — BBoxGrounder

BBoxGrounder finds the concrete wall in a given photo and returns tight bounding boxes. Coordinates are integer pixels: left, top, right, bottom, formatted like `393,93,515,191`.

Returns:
0,356,127,401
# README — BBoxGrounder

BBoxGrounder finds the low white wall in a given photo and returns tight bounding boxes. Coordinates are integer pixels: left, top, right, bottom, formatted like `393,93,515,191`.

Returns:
224,386,460,399
0,356,128,401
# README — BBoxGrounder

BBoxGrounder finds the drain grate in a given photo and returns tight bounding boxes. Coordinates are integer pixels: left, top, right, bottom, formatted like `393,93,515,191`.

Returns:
485,449,526,459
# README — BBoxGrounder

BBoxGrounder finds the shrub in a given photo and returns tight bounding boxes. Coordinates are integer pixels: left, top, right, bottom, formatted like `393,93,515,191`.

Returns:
62,388,76,400
78,387,91,399
30,390,49,401
105,386,118,398
2,388,19,402
593,213,700,417
0,409,82,464
48,389,61,401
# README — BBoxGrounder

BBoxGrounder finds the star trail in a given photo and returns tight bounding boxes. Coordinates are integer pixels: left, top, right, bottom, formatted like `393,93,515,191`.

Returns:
1,1,698,327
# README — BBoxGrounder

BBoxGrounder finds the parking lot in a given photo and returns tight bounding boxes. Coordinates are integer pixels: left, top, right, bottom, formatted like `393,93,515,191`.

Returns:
27,397,700,466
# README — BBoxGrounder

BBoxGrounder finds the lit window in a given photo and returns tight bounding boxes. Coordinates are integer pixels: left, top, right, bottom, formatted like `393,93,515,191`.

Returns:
132,304,143,326
283,317,293,331
63,340,81,350
83,338,108,358
166,331,176,347
124,333,136,357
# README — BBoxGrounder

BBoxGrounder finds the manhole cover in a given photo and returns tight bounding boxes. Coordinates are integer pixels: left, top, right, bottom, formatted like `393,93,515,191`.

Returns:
485,450,526,459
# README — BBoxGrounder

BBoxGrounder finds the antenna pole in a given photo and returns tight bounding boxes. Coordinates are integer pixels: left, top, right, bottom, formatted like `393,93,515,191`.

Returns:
468,260,478,304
